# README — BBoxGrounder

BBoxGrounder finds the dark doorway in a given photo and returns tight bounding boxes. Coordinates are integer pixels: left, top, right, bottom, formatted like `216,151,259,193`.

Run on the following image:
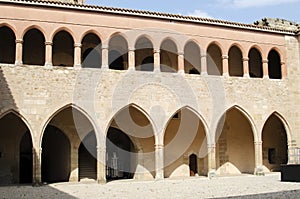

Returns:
106,127,137,180
42,125,70,183
79,131,97,181
189,154,198,176
19,131,33,183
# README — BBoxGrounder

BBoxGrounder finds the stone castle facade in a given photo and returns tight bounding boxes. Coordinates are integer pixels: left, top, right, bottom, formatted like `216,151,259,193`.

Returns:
0,0,299,184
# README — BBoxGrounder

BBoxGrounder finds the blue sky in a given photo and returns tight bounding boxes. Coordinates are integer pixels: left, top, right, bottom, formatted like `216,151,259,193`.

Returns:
86,0,300,24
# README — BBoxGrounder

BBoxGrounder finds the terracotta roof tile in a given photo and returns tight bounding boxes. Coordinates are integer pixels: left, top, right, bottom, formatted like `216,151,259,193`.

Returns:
1,0,297,35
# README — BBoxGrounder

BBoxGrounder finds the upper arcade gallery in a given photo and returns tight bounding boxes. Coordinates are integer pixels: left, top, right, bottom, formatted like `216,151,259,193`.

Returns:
0,24,285,79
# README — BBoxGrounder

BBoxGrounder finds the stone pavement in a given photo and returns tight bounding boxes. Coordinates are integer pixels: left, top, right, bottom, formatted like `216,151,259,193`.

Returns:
1,173,300,199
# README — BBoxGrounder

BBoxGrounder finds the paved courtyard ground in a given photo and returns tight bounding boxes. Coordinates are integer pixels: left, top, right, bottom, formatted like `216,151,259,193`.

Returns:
1,173,300,198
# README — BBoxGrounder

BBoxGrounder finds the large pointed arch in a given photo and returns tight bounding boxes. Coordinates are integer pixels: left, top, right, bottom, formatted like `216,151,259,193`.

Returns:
215,105,256,175
262,111,289,172
41,104,98,183
105,103,156,181
0,110,33,184
163,106,209,178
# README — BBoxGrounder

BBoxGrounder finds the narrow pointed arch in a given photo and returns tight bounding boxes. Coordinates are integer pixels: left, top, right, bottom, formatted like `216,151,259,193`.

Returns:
21,25,46,39
228,45,243,77
268,48,282,79
108,33,128,70
248,47,263,78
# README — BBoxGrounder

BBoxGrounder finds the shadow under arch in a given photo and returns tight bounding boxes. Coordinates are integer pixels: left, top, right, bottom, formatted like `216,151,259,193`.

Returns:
0,110,34,184
215,105,257,175
105,103,156,181
162,106,210,178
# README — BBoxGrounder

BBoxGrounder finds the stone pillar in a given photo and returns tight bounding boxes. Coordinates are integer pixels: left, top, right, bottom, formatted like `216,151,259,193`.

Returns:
201,53,207,75
254,141,264,175
153,49,160,72
74,43,82,69
69,144,79,182
207,145,216,178
128,48,135,70
155,144,164,179
222,55,229,76
15,39,23,66
101,44,109,69
97,146,106,183
33,147,42,185
178,51,184,74
44,41,53,68
262,59,269,78
281,61,287,78
243,57,250,77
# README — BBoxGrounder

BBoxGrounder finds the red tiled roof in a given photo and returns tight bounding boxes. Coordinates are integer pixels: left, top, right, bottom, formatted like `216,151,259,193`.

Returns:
1,0,297,35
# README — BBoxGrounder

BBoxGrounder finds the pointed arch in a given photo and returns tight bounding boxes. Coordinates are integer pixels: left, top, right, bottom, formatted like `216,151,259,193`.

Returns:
81,32,102,68
163,106,209,178
262,111,289,172
215,105,256,175
248,47,263,78
109,33,128,70
268,49,282,79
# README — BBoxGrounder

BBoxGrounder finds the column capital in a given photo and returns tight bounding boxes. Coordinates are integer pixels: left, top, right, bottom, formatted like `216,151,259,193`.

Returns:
74,43,82,48
242,57,249,62
281,61,286,65
254,141,263,145
45,41,53,46
178,51,184,56
153,49,160,54
222,55,229,60
15,39,23,44
201,53,207,58
101,44,109,50
128,48,135,52
262,59,268,63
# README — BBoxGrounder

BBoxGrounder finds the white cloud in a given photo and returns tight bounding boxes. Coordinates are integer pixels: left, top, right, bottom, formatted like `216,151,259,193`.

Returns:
218,0,300,8
187,9,213,19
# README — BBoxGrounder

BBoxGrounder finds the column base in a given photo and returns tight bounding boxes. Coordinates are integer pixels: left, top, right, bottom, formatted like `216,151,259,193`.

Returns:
254,166,265,176
74,64,82,69
155,173,164,180
44,63,53,69
97,178,106,184
15,61,23,66
208,170,216,179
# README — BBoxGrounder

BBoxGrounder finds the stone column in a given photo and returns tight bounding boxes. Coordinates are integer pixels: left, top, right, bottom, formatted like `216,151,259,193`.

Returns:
33,147,42,185
254,141,264,175
44,41,53,68
178,51,185,74
222,55,229,76
201,53,207,75
207,144,216,178
69,144,79,182
155,144,164,179
128,48,135,70
153,49,160,72
281,61,287,78
101,44,109,69
262,59,269,78
243,57,250,77
15,39,23,66
97,146,106,183
74,43,82,69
